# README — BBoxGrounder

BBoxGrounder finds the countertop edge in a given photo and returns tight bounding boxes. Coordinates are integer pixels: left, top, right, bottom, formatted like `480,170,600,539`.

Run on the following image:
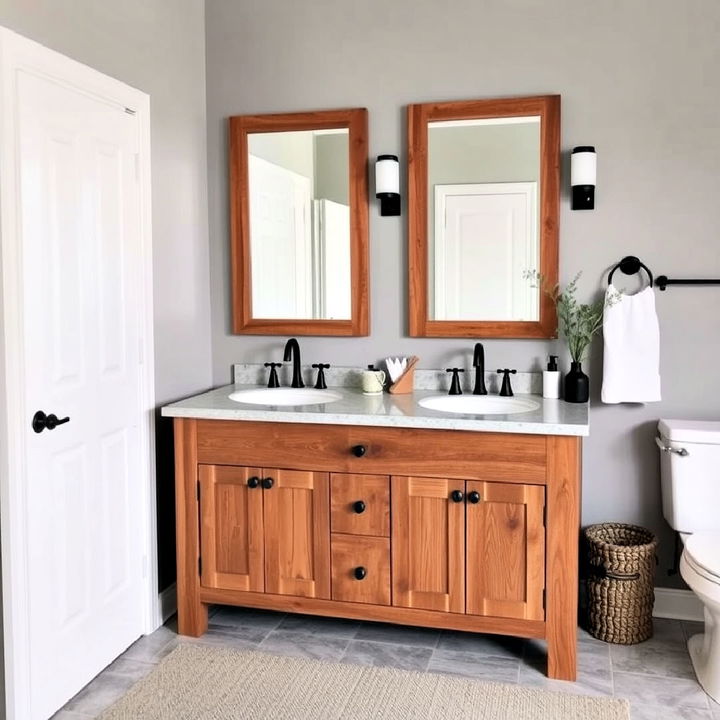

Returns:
160,404,589,437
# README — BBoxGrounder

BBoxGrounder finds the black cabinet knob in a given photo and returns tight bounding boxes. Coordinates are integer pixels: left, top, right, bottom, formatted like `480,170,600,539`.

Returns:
354,566,367,580
353,500,366,514
451,490,464,503
261,477,274,489
468,490,481,504
247,476,260,489
351,444,367,457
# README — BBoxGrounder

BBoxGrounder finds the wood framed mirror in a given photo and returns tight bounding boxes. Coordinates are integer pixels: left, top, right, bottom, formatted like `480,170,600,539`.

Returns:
229,108,369,335
408,95,560,338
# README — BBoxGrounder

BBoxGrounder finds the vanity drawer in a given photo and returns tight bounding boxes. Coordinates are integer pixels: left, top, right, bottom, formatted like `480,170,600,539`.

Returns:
196,420,547,483
331,534,390,606
331,474,389,537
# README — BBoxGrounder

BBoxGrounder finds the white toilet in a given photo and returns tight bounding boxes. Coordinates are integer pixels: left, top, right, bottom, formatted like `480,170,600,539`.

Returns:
658,418,720,701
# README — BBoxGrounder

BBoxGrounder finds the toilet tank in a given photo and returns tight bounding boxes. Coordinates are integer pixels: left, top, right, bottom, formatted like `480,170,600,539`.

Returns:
658,419,720,533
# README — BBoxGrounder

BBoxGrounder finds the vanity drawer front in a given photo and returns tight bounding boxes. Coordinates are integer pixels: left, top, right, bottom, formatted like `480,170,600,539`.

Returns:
331,474,390,537
331,534,390,606
196,421,546,483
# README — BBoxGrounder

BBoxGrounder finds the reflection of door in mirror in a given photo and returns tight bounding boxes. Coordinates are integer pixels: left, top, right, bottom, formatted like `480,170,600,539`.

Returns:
428,117,540,322
248,130,350,320
432,181,538,321
408,96,559,338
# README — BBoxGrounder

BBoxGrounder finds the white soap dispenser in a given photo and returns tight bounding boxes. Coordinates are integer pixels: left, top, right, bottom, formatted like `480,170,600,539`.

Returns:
543,355,561,399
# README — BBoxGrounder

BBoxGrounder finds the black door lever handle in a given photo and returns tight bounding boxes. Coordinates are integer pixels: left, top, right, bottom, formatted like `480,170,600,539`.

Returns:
32,411,71,434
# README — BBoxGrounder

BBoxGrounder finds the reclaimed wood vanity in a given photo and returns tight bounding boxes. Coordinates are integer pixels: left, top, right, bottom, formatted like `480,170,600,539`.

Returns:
164,385,585,680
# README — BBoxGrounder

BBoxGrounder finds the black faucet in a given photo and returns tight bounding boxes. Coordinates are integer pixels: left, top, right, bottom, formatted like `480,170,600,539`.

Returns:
472,342,488,395
283,338,305,388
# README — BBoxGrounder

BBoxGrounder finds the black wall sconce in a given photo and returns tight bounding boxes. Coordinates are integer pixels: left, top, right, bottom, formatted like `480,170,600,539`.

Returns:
571,146,596,210
375,154,401,216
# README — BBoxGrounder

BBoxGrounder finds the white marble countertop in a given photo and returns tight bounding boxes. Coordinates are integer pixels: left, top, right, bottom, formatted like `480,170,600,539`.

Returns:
161,384,589,437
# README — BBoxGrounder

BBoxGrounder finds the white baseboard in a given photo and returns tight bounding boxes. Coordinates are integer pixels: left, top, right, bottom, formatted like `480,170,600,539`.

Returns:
159,582,177,623
653,588,704,622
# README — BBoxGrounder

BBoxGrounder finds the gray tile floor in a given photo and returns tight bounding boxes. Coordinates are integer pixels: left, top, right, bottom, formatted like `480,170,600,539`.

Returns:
54,609,720,719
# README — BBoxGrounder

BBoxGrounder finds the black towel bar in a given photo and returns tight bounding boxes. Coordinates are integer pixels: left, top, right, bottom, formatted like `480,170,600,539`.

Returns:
654,276,720,291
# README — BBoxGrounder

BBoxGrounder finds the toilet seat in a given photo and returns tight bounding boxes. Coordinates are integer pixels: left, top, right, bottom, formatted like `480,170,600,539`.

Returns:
684,532,720,586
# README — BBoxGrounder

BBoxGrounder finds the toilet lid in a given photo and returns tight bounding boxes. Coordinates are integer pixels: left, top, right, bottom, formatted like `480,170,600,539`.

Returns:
684,532,720,582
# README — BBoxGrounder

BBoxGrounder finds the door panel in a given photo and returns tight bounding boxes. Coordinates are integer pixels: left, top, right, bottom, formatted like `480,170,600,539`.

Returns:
264,469,330,598
466,482,545,620
391,476,464,613
199,465,264,592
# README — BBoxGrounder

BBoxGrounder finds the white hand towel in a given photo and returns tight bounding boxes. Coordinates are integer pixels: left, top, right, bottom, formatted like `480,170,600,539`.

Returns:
601,285,661,403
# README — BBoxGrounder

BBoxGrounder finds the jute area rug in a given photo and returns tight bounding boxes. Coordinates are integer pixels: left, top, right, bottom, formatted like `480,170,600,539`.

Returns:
99,644,630,720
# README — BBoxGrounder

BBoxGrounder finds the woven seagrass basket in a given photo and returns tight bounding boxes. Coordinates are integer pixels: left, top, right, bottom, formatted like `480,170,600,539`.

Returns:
584,523,658,644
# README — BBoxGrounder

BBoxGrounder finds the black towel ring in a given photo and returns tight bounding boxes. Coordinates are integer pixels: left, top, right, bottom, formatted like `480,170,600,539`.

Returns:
607,256,654,287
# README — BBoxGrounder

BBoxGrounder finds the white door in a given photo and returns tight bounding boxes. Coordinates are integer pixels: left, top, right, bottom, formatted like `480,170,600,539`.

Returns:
5,44,149,719
432,182,538,321
248,154,312,318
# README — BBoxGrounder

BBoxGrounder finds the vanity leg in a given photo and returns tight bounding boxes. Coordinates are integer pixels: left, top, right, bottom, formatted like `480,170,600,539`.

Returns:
546,436,581,680
174,418,208,637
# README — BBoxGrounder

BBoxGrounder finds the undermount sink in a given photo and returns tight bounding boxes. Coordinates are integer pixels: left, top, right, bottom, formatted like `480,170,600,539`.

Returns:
418,395,539,415
228,387,343,407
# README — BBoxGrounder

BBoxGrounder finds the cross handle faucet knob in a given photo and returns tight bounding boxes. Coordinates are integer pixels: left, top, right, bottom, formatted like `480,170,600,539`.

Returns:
496,368,517,397
445,368,465,396
312,363,331,390
264,362,282,388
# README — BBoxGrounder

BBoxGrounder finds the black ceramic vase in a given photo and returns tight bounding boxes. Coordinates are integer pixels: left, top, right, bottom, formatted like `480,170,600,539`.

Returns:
564,361,589,403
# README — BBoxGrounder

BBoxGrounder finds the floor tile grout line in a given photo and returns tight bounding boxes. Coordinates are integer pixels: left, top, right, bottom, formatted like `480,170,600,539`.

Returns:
350,630,442,650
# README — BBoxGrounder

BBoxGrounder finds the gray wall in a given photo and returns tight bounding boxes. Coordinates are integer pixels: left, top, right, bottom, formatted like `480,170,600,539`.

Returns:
428,123,540,188
206,0,720,587
314,133,350,205
0,0,213,660
249,131,315,183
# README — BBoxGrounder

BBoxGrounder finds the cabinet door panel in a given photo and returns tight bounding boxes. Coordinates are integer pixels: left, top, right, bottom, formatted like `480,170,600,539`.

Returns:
264,469,331,599
391,476,464,613
467,481,545,620
199,464,264,592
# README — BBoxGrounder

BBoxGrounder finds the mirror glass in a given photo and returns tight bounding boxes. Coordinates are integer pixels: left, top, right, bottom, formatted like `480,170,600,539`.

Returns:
248,129,351,320
427,116,541,321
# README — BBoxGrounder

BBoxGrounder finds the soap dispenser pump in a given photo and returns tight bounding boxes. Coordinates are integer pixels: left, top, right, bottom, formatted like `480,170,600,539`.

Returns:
543,355,561,399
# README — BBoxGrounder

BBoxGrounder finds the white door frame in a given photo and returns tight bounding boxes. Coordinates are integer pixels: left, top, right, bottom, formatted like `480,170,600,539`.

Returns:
0,27,159,719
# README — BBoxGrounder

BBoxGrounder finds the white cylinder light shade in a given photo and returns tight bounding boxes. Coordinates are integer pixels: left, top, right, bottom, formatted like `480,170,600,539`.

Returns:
375,155,399,195
570,146,596,187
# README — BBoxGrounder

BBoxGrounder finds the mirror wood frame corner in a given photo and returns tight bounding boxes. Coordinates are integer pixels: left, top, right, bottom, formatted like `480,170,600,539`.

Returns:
229,107,370,336
407,95,560,338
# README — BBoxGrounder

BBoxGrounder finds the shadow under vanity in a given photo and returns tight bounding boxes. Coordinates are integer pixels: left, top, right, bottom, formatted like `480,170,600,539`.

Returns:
163,94,588,680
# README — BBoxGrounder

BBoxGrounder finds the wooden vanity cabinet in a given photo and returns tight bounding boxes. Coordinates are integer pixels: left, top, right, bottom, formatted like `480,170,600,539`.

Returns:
174,418,581,681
